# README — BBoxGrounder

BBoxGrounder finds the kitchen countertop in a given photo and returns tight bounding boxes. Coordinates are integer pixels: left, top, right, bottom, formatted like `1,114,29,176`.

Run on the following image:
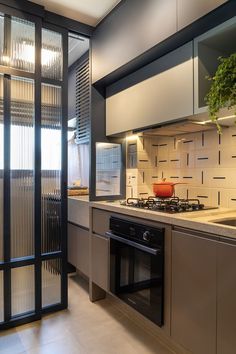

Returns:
90,200,236,240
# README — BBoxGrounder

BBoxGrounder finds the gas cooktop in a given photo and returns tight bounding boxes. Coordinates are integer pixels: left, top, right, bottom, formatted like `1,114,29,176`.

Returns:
120,197,217,214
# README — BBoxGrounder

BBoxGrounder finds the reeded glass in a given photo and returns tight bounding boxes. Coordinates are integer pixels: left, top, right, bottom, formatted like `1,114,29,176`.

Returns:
11,17,35,72
42,28,63,80
10,77,34,259
42,259,61,307
0,15,35,72
41,84,62,254
96,143,121,196
0,271,3,322
11,265,35,316
0,74,3,262
0,14,4,66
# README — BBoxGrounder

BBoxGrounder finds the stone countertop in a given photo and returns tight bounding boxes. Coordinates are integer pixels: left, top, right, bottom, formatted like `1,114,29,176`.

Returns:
90,200,236,240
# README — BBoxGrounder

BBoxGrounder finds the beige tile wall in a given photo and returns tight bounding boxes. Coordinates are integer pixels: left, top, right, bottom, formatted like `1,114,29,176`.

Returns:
126,127,236,208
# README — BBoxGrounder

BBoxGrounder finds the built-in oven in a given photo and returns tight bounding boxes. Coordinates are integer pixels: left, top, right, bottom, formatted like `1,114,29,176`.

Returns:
106,217,164,327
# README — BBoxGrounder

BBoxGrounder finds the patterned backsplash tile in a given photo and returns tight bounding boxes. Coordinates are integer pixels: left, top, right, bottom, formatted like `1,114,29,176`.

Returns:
126,126,236,208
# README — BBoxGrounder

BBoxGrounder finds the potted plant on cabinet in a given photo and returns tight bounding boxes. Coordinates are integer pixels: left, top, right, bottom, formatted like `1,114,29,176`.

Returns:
205,53,236,133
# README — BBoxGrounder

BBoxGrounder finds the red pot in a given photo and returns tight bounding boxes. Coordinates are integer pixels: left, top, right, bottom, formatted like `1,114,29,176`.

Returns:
153,179,185,198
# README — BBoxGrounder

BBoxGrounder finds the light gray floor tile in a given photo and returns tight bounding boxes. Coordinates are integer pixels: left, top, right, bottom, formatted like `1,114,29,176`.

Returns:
0,274,174,354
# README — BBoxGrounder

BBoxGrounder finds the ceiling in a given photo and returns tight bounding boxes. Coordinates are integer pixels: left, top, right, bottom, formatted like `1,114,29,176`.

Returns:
31,0,122,26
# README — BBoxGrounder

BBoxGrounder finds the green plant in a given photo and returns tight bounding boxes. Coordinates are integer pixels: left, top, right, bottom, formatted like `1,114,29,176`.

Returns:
205,53,236,133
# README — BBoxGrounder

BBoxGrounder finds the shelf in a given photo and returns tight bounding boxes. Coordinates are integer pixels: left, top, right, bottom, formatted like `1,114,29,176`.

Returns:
194,16,236,114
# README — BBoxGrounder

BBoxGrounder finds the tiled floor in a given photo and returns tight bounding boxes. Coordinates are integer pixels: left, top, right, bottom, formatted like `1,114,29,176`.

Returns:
0,275,174,354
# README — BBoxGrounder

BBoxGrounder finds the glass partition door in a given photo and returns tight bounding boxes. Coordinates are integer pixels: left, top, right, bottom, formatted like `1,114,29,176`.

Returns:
0,7,67,329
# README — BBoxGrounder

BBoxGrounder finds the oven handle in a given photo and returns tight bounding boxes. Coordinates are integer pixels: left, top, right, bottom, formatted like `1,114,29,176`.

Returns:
105,231,161,255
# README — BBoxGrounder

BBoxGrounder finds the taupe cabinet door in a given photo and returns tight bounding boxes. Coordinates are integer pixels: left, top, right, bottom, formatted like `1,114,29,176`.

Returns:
91,234,109,291
177,0,228,30
106,42,193,136
68,223,89,277
217,242,236,354
171,230,217,354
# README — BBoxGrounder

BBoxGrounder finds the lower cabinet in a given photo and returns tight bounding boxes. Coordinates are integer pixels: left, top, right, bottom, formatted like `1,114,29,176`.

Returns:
91,234,109,291
172,229,236,354
171,229,217,354
68,223,89,277
217,242,236,354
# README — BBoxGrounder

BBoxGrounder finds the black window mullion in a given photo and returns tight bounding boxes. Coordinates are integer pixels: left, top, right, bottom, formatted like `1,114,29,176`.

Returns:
3,73,11,322
61,28,68,309
0,66,35,79
40,22,68,312
34,18,42,316
3,11,12,323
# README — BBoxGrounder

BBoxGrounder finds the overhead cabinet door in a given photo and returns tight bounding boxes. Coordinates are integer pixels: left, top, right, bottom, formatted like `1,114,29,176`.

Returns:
177,0,228,30
106,42,193,136
91,0,177,83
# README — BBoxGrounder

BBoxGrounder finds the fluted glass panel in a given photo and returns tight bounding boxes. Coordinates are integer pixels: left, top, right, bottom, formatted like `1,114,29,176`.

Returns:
10,17,35,72
41,84,62,254
11,265,35,316
0,271,3,322
0,14,4,66
10,77,34,259
0,74,3,263
42,29,62,80
42,259,61,307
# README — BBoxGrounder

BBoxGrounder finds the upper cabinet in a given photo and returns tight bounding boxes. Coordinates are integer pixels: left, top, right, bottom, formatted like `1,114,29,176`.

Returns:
91,0,177,84
92,0,229,84
177,0,228,30
106,42,193,136
194,16,236,114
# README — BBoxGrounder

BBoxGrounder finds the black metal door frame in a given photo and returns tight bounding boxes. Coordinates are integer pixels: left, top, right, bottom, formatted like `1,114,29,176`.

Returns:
0,3,68,329
40,21,68,315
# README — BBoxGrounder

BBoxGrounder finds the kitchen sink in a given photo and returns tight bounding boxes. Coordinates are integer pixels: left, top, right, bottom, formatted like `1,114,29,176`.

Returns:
212,218,236,227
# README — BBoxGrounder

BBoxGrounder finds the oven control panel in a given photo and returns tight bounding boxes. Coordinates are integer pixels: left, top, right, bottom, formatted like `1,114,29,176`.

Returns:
109,217,164,248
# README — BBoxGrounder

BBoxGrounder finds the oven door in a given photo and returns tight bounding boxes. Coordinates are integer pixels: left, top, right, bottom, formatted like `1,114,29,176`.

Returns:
108,232,164,327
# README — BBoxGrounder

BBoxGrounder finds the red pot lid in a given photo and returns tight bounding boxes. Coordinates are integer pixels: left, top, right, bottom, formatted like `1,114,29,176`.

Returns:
153,178,175,186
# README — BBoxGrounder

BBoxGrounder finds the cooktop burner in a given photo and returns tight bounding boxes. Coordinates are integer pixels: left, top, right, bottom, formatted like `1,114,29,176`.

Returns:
120,197,217,213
